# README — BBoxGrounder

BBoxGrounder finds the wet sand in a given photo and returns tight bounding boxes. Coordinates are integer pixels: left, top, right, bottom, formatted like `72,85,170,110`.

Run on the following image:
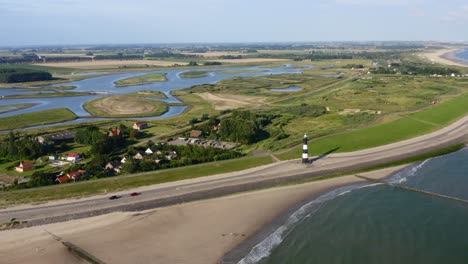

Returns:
0,166,406,264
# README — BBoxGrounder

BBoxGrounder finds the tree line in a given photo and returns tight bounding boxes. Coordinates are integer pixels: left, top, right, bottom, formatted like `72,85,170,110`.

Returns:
0,68,52,83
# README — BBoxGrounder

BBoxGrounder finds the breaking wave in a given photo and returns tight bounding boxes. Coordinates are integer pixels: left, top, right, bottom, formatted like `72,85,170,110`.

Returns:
237,183,368,264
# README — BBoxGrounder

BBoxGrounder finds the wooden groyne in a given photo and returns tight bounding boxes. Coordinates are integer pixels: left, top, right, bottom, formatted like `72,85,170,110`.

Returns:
355,175,468,205
42,228,107,264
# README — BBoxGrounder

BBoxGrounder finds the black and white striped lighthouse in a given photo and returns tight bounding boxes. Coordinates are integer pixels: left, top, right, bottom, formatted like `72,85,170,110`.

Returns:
302,133,309,163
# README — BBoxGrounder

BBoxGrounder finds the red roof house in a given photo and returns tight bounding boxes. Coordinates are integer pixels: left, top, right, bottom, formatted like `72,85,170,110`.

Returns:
108,129,121,137
190,130,203,138
66,152,81,163
55,170,86,184
133,121,148,131
55,175,71,184
15,161,35,173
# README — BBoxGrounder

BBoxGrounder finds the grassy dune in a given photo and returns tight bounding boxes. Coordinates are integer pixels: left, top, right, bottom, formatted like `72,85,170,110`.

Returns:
276,93,468,160
0,108,77,130
114,73,167,87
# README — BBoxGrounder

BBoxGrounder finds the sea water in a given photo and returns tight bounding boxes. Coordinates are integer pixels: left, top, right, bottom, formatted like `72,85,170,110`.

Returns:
240,148,468,264
453,48,468,65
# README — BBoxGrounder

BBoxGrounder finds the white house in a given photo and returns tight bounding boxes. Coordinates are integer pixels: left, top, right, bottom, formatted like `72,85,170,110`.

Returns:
145,148,155,155
66,153,80,163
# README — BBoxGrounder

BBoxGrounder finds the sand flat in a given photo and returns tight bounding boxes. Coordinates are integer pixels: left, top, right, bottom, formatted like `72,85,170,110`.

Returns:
421,49,467,67
0,166,404,264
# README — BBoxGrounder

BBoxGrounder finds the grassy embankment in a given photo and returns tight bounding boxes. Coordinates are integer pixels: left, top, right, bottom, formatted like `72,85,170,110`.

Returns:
129,90,167,99
0,108,77,130
84,95,168,118
180,71,209,78
4,92,88,99
219,69,266,74
0,156,275,207
284,144,466,186
276,92,468,160
114,73,167,87
0,103,37,114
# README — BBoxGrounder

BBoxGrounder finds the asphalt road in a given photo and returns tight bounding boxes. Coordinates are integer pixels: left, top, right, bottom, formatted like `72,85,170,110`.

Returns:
1,115,467,227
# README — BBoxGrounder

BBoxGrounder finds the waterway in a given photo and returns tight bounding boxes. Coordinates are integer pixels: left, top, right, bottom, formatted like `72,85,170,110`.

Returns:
0,66,305,126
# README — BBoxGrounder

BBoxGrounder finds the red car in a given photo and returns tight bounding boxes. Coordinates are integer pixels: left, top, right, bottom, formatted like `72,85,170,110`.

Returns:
129,192,141,197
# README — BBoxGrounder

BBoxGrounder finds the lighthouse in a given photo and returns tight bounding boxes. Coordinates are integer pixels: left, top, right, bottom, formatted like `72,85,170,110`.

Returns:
302,133,309,163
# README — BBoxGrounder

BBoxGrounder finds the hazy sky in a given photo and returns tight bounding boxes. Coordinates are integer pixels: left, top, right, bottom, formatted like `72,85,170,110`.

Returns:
1,0,467,46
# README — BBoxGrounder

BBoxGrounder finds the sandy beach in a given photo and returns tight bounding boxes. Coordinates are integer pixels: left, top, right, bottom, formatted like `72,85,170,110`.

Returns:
0,166,405,264
421,48,467,67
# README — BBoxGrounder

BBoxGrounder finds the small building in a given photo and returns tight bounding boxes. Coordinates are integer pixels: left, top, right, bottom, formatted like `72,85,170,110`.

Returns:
133,121,148,131
165,151,178,160
15,161,35,173
66,152,81,163
105,161,121,173
55,175,71,184
134,152,144,160
56,170,86,184
48,155,58,161
68,170,86,181
145,147,155,155
107,129,121,137
190,130,203,138
121,157,127,164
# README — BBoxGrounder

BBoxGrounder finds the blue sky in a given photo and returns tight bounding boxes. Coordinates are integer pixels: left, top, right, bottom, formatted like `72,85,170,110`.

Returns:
1,0,467,46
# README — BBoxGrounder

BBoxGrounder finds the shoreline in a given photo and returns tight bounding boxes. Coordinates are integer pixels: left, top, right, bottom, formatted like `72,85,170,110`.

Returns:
421,48,468,67
0,165,407,264
221,165,408,264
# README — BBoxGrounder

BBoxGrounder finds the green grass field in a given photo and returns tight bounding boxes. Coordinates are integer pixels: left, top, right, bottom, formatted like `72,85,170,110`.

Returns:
114,73,167,86
219,69,265,74
0,108,77,130
180,71,209,78
276,93,468,160
0,156,274,207
129,90,167,99
0,64,75,74
0,103,37,114
4,91,87,99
